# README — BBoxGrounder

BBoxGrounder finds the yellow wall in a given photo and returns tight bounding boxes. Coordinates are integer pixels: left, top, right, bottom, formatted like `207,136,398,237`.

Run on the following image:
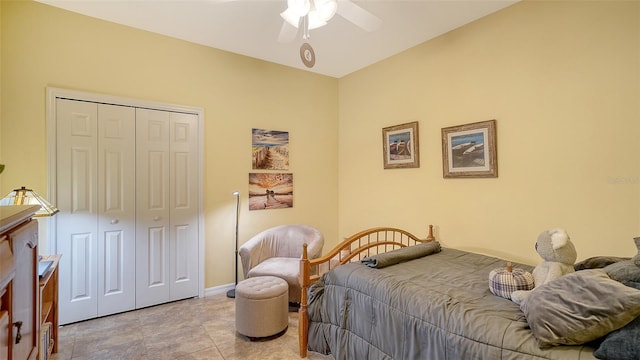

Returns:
2,0,639,292
338,0,640,264
0,1,339,288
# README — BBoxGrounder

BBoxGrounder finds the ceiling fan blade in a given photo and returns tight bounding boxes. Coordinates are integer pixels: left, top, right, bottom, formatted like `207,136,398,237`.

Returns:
336,0,382,32
277,19,299,43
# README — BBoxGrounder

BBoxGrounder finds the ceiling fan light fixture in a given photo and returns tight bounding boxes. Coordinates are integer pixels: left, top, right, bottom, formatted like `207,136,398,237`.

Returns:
280,8,301,28
313,0,338,22
307,12,328,30
282,0,337,30
287,0,310,17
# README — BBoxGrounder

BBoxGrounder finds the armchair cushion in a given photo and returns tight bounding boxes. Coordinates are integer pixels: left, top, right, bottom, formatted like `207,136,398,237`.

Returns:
247,257,300,300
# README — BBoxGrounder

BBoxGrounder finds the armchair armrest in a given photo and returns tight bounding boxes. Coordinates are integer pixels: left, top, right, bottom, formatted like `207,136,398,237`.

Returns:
306,236,324,260
239,234,269,278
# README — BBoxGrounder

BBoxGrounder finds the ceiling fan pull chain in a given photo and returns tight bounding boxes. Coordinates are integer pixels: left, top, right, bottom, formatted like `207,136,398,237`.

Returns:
302,14,310,40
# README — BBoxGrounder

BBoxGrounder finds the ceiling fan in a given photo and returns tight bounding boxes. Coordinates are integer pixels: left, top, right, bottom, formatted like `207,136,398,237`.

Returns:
277,0,383,43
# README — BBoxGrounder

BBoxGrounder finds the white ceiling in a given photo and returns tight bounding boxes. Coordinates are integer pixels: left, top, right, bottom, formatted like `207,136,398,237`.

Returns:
36,0,518,78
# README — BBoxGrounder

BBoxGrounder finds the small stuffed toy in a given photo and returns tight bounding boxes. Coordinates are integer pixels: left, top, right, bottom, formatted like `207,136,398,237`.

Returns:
511,228,577,305
489,261,534,300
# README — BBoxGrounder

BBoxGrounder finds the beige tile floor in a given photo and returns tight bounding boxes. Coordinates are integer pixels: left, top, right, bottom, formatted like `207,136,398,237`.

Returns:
52,293,333,360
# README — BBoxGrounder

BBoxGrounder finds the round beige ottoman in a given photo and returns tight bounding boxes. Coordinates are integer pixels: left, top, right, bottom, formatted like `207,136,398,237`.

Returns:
235,276,289,339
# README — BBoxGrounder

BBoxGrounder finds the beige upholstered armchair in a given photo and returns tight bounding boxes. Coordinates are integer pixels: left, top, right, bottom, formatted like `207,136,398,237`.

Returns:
239,224,324,303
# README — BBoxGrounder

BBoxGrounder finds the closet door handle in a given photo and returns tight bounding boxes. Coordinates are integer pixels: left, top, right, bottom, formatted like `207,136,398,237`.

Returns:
153,216,161,221
110,219,119,225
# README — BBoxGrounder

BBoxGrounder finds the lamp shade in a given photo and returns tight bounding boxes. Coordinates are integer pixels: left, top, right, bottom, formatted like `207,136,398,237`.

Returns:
0,186,59,217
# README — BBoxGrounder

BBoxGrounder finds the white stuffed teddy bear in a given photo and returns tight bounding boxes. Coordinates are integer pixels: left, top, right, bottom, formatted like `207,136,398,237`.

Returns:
511,228,577,305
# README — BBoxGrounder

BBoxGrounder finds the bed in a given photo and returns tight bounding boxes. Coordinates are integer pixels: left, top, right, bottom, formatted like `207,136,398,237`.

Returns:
298,226,640,359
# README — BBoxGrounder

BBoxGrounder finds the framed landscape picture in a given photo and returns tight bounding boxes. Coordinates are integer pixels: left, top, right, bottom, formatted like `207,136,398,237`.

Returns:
252,128,289,170
248,173,293,210
382,121,420,169
441,120,497,178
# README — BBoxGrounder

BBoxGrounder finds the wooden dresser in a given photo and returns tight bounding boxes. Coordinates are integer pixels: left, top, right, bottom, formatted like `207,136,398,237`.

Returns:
0,205,40,360
38,255,59,360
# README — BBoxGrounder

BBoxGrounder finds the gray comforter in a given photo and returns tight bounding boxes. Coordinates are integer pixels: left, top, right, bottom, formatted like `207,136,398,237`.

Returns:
307,247,596,360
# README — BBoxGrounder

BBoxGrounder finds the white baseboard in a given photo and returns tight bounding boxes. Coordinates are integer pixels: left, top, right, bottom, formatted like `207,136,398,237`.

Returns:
204,283,235,297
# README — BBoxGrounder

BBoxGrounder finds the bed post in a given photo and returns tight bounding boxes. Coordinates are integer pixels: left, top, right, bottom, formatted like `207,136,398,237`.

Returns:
426,224,435,242
299,243,310,358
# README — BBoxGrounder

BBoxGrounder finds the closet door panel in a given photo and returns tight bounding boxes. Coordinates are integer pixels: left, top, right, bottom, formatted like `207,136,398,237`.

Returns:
56,99,99,324
69,233,92,300
174,224,190,281
135,108,171,308
147,227,167,286
169,113,199,300
102,230,124,292
97,104,136,316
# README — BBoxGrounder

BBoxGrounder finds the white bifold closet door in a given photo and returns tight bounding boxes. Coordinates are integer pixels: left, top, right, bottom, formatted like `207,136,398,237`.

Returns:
57,99,136,324
56,99,199,324
135,108,199,308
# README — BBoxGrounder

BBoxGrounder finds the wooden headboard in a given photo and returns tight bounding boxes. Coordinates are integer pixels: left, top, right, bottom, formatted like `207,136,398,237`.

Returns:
298,225,435,358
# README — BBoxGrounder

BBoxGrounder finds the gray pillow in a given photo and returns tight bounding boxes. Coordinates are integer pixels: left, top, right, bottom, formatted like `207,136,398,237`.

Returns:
520,269,640,347
604,259,640,282
593,281,640,360
574,256,630,270
361,241,441,268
